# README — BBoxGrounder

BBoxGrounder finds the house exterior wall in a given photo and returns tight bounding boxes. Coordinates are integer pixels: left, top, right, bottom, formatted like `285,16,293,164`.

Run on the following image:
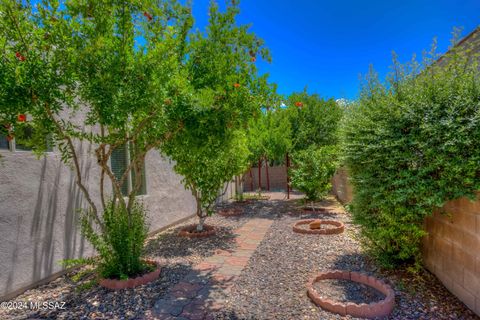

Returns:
0,140,196,300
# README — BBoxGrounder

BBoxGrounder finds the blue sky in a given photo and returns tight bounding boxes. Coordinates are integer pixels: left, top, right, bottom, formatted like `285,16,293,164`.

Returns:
191,0,480,100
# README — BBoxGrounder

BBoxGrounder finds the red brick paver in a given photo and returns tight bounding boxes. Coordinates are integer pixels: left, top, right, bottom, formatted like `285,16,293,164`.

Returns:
146,218,273,320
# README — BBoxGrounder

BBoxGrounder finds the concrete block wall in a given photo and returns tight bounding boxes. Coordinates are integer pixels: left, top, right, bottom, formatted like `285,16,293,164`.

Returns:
243,165,288,192
422,195,480,315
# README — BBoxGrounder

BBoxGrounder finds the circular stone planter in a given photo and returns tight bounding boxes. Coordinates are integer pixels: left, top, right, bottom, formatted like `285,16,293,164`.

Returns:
178,224,216,238
307,270,395,318
235,199,253,204
99,259,161,290
244,195,270,201
302,206,328,212
293,219,344,235
217,207,244,217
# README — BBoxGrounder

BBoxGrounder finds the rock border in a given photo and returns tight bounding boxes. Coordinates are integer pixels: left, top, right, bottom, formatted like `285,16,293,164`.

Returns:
306,270,395,318
99,259,161,290
178,224,216,238
292,219,345,234
217,207,244,217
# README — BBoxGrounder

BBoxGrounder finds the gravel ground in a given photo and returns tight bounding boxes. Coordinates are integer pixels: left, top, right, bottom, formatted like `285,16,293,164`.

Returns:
1,194,478,320
313,279,385,304
214,196,479,320
0,201,257,320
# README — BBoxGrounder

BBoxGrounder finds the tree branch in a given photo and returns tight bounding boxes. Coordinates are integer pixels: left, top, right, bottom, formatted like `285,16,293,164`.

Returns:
44,104,104,231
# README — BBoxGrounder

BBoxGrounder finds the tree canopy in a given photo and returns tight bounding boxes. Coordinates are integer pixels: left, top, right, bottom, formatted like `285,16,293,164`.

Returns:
286,90,343,152
161,0,275,228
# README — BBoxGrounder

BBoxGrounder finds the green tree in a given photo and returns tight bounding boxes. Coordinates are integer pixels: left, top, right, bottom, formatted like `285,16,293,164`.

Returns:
0,0,192,278
286,90,343,152
290,145,337,202
282,91,343,200
247,106,292,164
162,0,274,230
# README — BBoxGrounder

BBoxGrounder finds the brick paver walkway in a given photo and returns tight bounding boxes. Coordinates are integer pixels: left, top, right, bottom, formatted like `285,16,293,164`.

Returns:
146,218,273,320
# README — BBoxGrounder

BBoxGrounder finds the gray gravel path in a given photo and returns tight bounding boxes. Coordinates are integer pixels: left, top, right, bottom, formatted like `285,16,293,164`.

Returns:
0,194,478,320
213,197,479,320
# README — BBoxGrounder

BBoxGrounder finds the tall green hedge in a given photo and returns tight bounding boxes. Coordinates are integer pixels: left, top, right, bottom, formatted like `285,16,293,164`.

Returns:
341,44,480,267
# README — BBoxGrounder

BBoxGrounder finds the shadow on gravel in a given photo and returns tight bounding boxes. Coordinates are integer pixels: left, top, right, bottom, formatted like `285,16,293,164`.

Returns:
148,267,245,319
144,225,238,259
6,262,197,319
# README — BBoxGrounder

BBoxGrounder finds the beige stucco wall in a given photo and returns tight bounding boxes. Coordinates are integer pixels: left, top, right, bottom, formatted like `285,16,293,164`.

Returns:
0,142,196,301
243,165,289,192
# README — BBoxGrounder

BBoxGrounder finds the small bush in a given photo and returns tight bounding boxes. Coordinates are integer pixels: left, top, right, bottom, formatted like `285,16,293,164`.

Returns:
290,146,338,201
80,201,149,279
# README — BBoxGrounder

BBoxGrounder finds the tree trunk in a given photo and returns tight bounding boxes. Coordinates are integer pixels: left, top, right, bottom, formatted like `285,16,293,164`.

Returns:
197,215,206,232
258,158,262,191
193,187,204,231
249,167,254,191
286,153,290,199
265,156,270,191
235,175,243,198
239,175,244,197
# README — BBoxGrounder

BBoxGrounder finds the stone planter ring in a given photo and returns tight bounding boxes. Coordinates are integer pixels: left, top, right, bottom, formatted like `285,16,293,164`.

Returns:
217,207,244,217
292,219,344,234
99,259,161,290
307,270,395,318
178,224,216,238
302,206,329,212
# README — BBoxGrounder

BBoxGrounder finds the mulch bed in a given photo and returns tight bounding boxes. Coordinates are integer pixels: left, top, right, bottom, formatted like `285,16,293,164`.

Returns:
1,195,478,320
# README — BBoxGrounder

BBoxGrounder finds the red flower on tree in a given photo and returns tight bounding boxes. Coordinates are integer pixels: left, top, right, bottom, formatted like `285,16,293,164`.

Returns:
251,57,256,62
295,101,303,107
6,135,13,142
17,114,26,122
15,52,26,61
143,11,153,21
234,83,240,88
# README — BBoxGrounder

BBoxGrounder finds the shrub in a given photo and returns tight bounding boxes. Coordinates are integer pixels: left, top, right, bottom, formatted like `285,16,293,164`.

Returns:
290,146,338,201
80,201,149,279
341,40,480,268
